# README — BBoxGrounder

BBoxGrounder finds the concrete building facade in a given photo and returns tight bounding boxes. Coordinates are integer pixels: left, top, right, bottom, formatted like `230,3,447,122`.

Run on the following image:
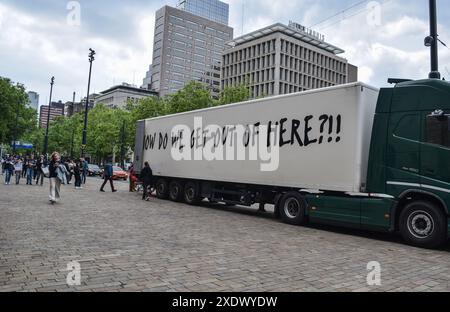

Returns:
94,84,158,109
39,101,65,128
221,23,358,98
65,94,98,117
177,0,229,26
150,5,233,98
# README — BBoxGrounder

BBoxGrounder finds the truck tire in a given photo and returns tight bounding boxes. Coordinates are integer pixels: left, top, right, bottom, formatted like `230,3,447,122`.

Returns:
184,182,201,205
399,201,447,249
279,192,307,225
169,180,184,202
155,178,169,199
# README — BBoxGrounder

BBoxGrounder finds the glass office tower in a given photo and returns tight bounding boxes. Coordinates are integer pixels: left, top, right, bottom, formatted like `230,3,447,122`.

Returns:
177,0,229,25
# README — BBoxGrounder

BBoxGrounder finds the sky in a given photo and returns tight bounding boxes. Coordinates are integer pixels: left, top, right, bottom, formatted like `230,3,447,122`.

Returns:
0,0,450,107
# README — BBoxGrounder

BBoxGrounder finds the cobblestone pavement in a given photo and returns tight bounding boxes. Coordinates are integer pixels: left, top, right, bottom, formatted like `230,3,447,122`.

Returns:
1,175,450,292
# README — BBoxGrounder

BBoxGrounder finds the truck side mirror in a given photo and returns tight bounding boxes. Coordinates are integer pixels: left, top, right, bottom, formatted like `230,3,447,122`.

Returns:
426,113,449,147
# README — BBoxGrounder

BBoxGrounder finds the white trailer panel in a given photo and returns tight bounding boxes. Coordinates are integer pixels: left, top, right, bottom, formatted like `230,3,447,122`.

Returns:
137,83,379,193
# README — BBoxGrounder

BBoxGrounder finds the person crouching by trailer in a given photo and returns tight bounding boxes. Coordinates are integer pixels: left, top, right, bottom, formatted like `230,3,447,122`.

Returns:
140,162,153,200
128,163,137,192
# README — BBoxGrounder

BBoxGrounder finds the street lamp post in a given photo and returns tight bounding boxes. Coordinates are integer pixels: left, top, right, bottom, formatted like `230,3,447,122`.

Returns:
120,119,126,169
70,91,76,159
81,48,96,158
43,76,55,158
12,98,20,154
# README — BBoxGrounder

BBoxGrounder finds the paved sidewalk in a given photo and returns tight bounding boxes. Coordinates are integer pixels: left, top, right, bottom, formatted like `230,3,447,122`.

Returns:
1,176,450,292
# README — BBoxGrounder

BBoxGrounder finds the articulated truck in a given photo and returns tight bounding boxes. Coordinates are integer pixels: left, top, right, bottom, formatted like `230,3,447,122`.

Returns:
134,79,450,249
134,0,450,249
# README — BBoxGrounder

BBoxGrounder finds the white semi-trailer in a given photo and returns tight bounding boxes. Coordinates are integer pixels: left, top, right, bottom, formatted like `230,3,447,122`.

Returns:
135,83,378,193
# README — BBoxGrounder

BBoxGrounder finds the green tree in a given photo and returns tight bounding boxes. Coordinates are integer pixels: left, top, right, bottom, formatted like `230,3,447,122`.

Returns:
127,96,166,124
0,77,37,146
216,84,251,106
165,81,212,114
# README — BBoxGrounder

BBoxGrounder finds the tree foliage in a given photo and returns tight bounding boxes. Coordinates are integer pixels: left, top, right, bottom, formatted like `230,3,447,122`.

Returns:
0,77,37,146
217,84,251,106
16,80,251,162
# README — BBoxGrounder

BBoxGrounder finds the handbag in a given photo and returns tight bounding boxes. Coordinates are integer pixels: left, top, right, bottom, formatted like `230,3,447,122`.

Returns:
42,166,50,177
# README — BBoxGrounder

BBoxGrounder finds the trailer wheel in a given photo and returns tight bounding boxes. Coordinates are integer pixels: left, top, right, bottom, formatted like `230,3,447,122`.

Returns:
155,178,169,199
169,180,184,202
184,182,200,205
279,192,307,225
399,201,447,249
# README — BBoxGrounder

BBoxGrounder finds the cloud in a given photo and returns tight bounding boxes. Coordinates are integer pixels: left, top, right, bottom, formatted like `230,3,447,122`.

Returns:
1,0,450,108
0,1,158,106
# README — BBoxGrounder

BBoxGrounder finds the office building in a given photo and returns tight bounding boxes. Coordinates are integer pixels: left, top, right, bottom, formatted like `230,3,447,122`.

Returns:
39,101,65,128
221,22,358,98
150,5,233,98
27,91,39,111
94,83,158,109
177,0,229,26
65,94,98,117
142,64,153,90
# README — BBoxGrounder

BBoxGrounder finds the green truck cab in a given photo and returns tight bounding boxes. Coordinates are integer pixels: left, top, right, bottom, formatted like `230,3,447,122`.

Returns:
367,78,450,248
306,79,449,249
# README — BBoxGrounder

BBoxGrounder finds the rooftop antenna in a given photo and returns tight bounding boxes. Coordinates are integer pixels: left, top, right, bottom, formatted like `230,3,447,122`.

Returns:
425,0,441,79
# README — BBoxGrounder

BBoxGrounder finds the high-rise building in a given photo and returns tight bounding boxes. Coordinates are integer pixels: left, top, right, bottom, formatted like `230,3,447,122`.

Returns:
27,91,39,111
177,0,229,26
221,22,358,98
39,101,65,128
149,5,233,98
141,64,153,90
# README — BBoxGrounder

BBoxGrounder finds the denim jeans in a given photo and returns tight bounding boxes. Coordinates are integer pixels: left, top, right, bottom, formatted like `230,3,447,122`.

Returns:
4,170,12,184
15,171,21,184
35,170,44,185
26,168,33,185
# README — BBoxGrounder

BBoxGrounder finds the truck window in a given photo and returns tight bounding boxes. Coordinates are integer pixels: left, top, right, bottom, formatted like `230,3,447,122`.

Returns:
425,114,450,147
393,114,420,141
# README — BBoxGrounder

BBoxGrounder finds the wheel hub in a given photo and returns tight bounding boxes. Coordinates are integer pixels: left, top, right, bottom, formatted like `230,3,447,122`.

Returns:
284,198,300,219
407,211,434,239
186,188,195,200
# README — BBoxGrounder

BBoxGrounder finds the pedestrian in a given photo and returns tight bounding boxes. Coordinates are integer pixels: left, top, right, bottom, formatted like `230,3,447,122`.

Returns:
33,156,38,181
22,157,27,178
35,155,45,186
74,160,82,189
140,161,153,201
81,158,89,184
26,155,35,185
1,156,5,175
128,163,137,192
14,158,23,185
68,160,74,184
62,159,71,184
3,157,14,185
48,152,67,204
100,162,117,192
